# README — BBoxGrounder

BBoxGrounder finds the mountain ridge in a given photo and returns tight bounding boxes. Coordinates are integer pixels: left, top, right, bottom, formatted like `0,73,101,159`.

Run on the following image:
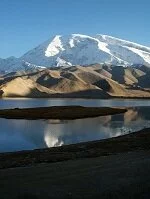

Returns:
1,34,150,73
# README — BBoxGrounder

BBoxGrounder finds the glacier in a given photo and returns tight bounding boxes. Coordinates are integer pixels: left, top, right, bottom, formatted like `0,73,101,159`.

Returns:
0,34,150,72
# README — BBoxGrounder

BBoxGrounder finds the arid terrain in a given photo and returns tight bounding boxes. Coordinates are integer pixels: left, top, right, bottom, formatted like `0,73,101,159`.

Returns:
0,64,150,98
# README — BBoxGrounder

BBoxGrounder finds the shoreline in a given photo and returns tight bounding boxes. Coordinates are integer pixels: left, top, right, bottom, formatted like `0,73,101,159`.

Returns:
0,127,150,169
1,96,150,99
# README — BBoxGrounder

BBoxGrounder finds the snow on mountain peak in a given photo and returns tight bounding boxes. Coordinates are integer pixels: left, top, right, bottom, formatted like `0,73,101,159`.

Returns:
45,35,64,57
97,34,150,53
0,33,150,72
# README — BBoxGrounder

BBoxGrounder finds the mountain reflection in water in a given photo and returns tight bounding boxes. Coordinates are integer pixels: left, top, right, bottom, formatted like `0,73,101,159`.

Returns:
0,106,150,152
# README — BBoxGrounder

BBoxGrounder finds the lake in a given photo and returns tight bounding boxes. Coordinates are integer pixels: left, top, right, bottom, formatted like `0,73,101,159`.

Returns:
0,98,150,152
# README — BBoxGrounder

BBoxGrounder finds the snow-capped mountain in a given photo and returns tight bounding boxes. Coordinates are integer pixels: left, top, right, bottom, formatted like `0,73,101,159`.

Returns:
1,34,150,72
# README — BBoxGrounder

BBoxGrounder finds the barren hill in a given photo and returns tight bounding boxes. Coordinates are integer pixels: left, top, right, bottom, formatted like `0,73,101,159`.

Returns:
0,64,150,98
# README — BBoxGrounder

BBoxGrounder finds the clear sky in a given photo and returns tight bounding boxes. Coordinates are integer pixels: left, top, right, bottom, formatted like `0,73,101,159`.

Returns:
0,0,150,58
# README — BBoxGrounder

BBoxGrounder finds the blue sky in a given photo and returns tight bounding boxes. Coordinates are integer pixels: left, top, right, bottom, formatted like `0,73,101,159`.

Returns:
0,0,150,58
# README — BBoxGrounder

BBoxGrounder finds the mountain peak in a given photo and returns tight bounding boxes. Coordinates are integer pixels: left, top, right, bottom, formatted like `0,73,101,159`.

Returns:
0,33,150,72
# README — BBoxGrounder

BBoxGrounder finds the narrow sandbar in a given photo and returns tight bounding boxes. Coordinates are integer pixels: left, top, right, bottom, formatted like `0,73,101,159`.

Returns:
0,106,127,120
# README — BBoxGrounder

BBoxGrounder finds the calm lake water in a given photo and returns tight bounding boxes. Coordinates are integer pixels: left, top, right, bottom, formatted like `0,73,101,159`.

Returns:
0,98,150,152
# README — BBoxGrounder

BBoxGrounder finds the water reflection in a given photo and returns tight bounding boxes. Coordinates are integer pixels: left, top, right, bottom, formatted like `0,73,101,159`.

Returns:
0,106,150,152
44,131,64,147
0,98,150,109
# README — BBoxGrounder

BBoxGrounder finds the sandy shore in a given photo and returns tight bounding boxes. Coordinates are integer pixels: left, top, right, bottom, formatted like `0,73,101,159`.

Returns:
0,106,126,119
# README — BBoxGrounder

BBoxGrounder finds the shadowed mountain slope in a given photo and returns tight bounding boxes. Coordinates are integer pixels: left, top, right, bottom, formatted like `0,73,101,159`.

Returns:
0,64,150,98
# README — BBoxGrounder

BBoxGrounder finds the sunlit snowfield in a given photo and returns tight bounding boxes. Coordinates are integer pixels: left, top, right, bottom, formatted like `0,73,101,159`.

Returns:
0,98,150,152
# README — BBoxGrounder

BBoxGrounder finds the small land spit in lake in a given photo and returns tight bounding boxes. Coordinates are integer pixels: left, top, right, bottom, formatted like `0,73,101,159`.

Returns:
0,106,127,120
